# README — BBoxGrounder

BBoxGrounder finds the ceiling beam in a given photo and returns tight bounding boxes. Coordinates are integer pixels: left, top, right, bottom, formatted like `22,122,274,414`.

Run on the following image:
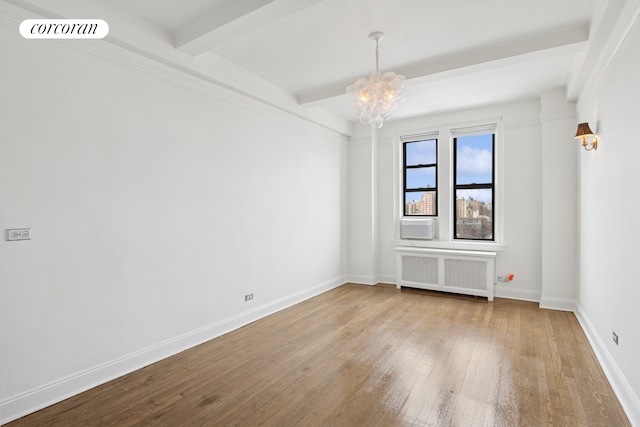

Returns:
299,23,589,107
174,0,324,57
567,0,630,101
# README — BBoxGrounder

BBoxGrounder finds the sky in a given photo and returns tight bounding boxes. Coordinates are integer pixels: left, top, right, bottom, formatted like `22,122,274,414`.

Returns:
455,134,493,185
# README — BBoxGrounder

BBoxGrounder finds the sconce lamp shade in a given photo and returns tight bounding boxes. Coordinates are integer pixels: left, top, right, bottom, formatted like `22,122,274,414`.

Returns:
574,122,595,138
574,122,598,151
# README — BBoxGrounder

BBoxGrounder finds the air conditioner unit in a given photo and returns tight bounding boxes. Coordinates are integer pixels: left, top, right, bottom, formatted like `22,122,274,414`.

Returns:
401,218,435,240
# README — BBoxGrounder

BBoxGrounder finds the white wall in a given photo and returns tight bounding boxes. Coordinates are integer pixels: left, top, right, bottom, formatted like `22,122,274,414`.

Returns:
347,135,376,284
0,21,347,423
540,89,578,311
348,99,545,302
575,13,640,424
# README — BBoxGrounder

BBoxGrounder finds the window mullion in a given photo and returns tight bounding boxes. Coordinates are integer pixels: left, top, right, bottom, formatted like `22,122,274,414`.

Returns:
455,183,493,190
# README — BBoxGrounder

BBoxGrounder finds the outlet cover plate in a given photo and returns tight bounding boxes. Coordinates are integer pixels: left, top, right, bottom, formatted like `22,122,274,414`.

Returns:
6,228,31,241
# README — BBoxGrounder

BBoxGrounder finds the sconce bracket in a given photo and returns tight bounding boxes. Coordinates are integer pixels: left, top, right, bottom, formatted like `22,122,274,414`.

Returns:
582,136,598,151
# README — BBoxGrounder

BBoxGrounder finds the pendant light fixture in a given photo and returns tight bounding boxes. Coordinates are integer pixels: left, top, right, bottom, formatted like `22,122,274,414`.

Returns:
346,32,406,128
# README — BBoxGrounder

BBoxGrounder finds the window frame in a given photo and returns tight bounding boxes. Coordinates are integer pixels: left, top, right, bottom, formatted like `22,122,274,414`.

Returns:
393,119,504,251
452,132,495,241
402,137,438,217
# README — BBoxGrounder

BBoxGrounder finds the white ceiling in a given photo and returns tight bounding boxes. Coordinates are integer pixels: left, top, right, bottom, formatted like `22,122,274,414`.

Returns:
7,0,619,127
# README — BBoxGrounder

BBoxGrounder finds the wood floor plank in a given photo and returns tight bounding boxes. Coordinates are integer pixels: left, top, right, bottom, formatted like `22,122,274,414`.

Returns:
5,283,631,426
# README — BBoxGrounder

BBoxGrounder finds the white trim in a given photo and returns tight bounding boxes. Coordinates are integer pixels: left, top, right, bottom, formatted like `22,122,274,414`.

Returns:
503,119,541,130
494,286,541,302
539,296,577,312
376,274,397,285
575,304,640,426
347,275,377,285
450,123,497,137
392,239,506,252
394,246,497,259
0,276,347,425
539,109,576,123
400,131,439,143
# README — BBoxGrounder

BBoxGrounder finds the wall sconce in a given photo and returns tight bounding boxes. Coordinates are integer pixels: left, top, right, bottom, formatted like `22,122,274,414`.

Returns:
574,122,598,151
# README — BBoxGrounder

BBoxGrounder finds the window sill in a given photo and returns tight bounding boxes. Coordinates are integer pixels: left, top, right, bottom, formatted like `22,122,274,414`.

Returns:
392,239,506,252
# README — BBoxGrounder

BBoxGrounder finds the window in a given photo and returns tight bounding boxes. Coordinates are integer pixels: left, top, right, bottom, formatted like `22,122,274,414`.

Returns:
453,131,494,240
402,135,437,216
395,121,501,247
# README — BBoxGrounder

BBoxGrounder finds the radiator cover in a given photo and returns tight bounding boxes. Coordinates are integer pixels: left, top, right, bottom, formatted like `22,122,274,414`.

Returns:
395,247,496,300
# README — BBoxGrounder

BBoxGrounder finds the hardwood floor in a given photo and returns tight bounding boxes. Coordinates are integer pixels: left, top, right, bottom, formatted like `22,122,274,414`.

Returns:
7,284,630,426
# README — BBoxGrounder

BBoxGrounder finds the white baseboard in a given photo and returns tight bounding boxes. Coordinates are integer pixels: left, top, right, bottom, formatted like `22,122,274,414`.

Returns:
494,286,540,302
575,304,640,426
539,296,576,312
0,276,347,425
347,274,377,285
375,274,396,285
494,288,577,313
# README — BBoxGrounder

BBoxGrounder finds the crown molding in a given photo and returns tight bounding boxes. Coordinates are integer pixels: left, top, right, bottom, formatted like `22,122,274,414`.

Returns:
0,2,350,140
504,119,541,130
539,109,576,123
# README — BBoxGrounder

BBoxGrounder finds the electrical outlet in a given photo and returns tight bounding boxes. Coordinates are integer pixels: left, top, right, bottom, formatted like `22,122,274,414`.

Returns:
245,294,253,302
6,228,31,241
613,331,619,345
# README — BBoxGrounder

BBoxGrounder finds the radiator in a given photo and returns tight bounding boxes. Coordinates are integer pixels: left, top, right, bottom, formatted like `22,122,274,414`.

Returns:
395,247,496,300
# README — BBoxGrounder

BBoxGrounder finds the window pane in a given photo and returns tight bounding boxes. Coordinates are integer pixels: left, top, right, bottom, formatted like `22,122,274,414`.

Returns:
406,167,435,190
405,191,437,215
455,189,493,239
455,134,493,185
405,139,436,166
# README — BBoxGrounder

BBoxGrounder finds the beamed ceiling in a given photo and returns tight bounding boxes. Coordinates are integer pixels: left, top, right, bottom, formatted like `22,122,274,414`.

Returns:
3,0,630,131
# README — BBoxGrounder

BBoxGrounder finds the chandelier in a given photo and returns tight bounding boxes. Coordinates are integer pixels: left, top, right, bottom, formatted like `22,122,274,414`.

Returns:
346,31,406,128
